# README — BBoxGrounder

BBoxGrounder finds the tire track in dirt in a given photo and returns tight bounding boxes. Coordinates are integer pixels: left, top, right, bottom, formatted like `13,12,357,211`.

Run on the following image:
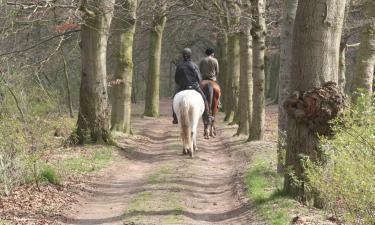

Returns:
61,104,263,225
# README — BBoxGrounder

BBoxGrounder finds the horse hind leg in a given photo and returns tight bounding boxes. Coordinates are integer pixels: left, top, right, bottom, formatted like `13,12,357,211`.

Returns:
192,131,198,152
210,120,216,138
204,124,210,139
189,132,195,158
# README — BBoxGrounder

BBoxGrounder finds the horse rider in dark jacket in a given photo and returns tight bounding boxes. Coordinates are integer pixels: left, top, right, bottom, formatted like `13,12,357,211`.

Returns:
172,48,212,125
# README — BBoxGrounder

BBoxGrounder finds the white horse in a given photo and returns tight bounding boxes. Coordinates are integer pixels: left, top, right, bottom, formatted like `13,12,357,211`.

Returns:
173,90,204,158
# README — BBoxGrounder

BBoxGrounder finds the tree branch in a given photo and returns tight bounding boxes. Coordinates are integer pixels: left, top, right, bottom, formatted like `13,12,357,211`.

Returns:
0,29,80,57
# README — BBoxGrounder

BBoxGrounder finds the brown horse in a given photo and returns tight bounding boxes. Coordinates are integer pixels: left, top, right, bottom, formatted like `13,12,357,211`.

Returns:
200,80,221,139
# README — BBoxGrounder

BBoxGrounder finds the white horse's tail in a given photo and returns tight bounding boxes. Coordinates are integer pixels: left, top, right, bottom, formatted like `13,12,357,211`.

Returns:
179,100,191,150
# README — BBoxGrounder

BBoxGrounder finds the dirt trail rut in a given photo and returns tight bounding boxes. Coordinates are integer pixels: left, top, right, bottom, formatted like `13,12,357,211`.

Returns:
62,103,262,225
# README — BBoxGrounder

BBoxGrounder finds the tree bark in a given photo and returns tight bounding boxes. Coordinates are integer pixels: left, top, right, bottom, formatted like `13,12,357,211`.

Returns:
267,53,279,101
351,0,375,94
224,1,241,123
278,0,298,173
76,0,115,144
237,5,252,136
217,34,228,112
225,33,241,123
111,0,137,134
338,43,347,93
249,0,266,140
278,0,298,135
144,14,167,117
60,47,74,118
284,0,346,200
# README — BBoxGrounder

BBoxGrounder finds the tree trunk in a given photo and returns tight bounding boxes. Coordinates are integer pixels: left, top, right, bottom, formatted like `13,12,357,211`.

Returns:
268,53,280,101
249,0,266,141
277,0,298,173
338,43,347,93
60,47,74,118
217,34,228,112
76,0,115,144
278,0,298,131
111,0,137,134
284,0,346,200
144,15,167,117
351,0,375,94
224,2,241,123
225,33,241,123
237,5,252,136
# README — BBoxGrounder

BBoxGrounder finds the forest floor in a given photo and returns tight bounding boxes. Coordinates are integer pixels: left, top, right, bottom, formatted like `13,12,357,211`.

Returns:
0,99,336,225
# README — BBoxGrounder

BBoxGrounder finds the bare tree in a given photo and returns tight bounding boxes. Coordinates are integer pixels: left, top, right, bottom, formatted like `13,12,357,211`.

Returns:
224,0,241,123
284,0,346,199
111,0,138,134
277,0,298,172
249,0,266,140
237,2,252,135
76,0,115,144
144,0,168,117
351,0,375,94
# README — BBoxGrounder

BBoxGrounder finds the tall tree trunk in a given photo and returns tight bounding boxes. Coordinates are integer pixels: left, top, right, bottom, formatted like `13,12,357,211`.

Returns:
217,34,228,112
225,33,241,123
237,5,252,136
60,47,74,118
278,0,298,130
351,0,375,94
277,0,298,173
111,0,137,134
284,0,346,200
224,1,241,123
76,0,115,144
268,53,280,101
338,43,347,92
338,0,351,93
144,15,167,117
249,0,266,140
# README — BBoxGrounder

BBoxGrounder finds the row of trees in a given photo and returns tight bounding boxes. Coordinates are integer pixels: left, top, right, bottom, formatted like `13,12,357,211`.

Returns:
75,0,269,145
77,0,375,204
1,0,373,208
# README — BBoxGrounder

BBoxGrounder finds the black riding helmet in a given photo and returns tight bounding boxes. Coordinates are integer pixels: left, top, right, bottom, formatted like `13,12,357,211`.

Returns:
182,48,192,60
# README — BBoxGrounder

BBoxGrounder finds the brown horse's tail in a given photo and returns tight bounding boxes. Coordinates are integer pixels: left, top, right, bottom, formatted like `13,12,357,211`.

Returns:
179,100,191,150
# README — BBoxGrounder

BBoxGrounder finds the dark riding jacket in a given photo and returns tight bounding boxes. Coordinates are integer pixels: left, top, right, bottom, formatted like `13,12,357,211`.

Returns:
175,59,202,90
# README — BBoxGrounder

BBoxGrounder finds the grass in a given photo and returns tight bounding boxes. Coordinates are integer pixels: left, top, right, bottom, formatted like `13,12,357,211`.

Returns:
24,146,114,186
62,146,114,173
123,163,185,224
40,165,62,185
147,165,171,184
245,153,295,225
0,220,11,225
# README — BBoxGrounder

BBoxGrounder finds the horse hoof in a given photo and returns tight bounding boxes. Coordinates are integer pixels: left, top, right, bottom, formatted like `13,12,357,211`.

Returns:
204,135,209,139
182,149,187,155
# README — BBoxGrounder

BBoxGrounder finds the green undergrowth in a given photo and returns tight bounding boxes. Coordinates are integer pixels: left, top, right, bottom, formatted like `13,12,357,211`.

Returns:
24,146,115,186
245,152,295,225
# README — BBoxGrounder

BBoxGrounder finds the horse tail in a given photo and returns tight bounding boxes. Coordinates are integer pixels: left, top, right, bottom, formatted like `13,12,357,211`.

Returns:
204,83,214,114
179,100,191,149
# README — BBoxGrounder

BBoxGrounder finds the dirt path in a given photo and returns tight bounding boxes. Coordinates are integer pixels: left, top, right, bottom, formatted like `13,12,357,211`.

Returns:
61,101,263,225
